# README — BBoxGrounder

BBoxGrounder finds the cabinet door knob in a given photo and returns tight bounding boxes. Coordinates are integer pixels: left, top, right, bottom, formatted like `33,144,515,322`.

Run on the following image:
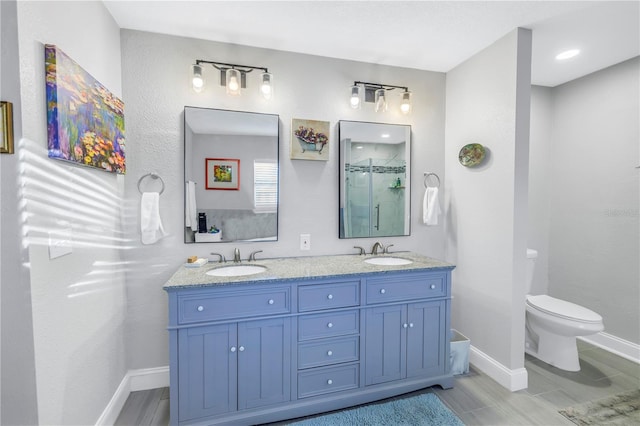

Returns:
327,350,333,356
239,346,245,352
409,323,414,328
327,379,333,385
197,305,204,312
403,323,408,329
430,284,436,290
380,289,386,294
230,346,237,352
327,294,333,300
268,299,274,305
327,322,333,328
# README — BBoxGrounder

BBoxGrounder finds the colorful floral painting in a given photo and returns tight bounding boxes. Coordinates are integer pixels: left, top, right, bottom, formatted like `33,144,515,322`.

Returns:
290,118,330,161
206,158,240,190
45,44,125,174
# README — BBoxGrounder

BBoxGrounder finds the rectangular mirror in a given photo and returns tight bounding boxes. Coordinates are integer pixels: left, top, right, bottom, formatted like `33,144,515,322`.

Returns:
339,120,411,238
184,107,279,243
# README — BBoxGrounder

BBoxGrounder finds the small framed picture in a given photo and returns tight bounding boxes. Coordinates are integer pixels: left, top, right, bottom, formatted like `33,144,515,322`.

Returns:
206,158,240,190
1,101,14,154
291,118,330,161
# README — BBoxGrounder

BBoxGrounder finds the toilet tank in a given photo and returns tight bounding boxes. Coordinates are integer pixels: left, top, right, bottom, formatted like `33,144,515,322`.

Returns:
526,249,538,294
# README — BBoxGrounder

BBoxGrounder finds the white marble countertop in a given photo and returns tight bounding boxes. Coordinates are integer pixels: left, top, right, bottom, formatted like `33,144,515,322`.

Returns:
164,252,455,290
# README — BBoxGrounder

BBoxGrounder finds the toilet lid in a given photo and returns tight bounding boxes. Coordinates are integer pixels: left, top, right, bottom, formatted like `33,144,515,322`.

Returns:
526,295,602,323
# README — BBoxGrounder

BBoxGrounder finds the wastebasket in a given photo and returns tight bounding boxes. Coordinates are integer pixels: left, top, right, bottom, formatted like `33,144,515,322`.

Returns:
450,329,470,375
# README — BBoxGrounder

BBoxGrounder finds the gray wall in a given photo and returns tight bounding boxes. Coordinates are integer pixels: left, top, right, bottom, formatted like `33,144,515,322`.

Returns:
121,30,448,370
444,28,532,386
530,58,639,345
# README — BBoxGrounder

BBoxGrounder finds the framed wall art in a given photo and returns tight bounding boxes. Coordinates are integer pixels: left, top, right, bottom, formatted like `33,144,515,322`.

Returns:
206,158,240,190
0,101,14,154
290,118,330,161
45,44,125,173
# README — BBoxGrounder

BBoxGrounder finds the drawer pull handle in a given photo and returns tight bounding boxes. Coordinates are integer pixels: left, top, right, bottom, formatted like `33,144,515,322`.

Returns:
430,284,436,290
409,323,414,328
403,323,408,329
327,322,333,328
230,346,237,353
327,350,333,356
268,299,274,305
327,379,333,385
197,305,204,312
327,294,333,300
239,346,245,352
380,289,386,294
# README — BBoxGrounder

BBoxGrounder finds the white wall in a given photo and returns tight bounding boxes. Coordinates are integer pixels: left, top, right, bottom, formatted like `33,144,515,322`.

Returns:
15,1,127,424
0,1,39,424
444,28,532,386
547,58,639,345
120,29,447,370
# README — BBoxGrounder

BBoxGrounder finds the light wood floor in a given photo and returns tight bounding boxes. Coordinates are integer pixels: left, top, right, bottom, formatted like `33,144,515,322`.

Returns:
115,341,640,425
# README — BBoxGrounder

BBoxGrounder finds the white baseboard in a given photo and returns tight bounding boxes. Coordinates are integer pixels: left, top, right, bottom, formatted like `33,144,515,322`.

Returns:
579,332,640,364
95,366,170,426
469,345,528,391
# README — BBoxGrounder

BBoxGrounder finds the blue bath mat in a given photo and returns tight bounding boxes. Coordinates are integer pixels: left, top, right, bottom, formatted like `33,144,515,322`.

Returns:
286,393,464,425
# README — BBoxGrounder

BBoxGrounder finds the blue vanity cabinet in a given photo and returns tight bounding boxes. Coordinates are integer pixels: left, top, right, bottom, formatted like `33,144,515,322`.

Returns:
364,271,450,386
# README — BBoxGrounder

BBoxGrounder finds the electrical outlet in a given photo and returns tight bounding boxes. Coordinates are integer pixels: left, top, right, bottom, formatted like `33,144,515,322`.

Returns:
300,233,311,250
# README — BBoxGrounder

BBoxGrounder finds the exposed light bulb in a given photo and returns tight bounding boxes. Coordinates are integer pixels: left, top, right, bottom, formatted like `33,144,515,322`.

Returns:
226,68,241,95
260,72,273,100
192,64,204,93
350,85,361,109
375,88,387,113
400,91,412,114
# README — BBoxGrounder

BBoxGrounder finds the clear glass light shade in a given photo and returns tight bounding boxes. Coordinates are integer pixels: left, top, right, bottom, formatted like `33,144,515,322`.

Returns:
260,72,273,100
375,88,387,112
192,64,204,93
350,85,361,109
226,68,241,96
400,91,412,114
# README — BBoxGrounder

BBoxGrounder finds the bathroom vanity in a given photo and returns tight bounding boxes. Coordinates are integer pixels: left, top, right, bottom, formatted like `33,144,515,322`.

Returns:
164,253,455,425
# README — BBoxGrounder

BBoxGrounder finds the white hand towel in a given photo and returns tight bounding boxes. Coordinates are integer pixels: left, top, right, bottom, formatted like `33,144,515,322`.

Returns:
423,187,441,226
141,192,167,245
185,181,198,232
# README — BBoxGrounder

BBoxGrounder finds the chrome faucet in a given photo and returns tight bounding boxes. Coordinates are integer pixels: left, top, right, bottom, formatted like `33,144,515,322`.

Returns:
383,244,394,254
371,242,384,255
248,250,263,261
353,246,366,255
210,252,226,263
233,248,241,263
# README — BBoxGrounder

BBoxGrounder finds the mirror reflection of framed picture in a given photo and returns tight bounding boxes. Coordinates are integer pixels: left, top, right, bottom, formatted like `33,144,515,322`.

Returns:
1,101,14,154
205,158,240,190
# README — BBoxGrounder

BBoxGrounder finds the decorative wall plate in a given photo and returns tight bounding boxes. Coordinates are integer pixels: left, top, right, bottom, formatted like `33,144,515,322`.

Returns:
458,143,486,167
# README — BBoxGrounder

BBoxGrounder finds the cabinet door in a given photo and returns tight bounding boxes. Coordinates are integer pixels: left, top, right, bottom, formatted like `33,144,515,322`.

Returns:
365,305,406,385
238,318,291,409
406,300,446,378
178,324,237,421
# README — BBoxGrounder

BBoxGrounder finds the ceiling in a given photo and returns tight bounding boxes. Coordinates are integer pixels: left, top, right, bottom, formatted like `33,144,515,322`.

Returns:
104,1,639,87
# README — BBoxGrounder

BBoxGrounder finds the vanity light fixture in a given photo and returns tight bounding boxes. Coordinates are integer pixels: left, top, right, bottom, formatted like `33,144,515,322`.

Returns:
350,81,412,114
191,59,273,100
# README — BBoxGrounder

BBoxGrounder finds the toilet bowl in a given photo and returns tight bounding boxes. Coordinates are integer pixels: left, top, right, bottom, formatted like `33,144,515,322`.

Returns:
524,249,604,372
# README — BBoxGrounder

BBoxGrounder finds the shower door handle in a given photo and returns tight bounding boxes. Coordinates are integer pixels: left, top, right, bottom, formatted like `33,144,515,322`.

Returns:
374,204,380,230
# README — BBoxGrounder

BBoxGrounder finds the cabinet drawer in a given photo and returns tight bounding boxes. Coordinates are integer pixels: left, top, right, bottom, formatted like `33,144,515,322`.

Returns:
178,287,290,324
298,363,359,399
298,336,359,369
298,280,360,312
366,274,445,304
298,311,359,341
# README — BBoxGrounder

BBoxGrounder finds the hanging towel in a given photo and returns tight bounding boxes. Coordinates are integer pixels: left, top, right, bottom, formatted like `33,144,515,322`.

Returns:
185,181,198,232
141,192,167,245
423,186,441,226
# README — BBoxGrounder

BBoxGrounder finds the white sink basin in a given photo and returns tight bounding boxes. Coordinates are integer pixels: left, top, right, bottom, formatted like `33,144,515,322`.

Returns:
206,265,267,277
364,257,413,266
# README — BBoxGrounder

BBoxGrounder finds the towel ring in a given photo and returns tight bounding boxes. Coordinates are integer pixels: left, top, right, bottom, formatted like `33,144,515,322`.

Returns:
138,173,165,194
424,172,440,189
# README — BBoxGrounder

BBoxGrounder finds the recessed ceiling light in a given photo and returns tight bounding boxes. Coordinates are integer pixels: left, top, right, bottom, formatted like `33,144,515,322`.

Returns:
555,49,580,61
356,145,363,149
381,133,390,138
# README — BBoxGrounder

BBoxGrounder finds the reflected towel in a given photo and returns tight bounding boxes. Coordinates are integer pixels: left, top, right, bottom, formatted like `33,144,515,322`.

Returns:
423,186,441,226
141,192,167,245
185,181,198,232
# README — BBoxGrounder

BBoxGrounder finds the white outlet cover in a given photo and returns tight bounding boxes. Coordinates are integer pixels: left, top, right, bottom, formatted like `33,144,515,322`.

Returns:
49,228,72,259
300,233,311,250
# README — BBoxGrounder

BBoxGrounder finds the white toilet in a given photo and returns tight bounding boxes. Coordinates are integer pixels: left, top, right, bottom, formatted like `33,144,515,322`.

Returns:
524,249,604,372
